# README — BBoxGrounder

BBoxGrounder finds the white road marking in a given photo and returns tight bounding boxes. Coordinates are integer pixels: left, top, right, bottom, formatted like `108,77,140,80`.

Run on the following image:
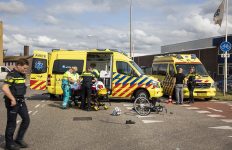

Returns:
126,107,133,110
142,120,164,123
209,126,232,130
207,114,225,118
123,104,133,107
41,100,45,102
41,104,46,108
207,107,223,112
214,102,228,104
136,115,156,118
221,119,232,123
196,110,211,114
210,100,217,102
187,107,199,110
16,120,21,124
32,111,38,116
28,111,32,114
181,104,191,107
26,84,30,86
228,136,232,137
35,104,40,108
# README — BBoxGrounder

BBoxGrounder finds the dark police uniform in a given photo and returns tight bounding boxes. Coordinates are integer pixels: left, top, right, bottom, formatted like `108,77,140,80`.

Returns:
4,69,30,148
92,69,100,79
80,72,95,110
187,73,196,103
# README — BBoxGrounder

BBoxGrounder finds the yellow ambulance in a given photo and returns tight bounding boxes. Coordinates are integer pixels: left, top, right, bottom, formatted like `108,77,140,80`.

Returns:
152,54,216,100
30,49,163,100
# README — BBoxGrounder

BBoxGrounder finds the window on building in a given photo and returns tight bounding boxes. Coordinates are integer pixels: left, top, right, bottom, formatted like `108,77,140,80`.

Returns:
7,62,10,66
218,63,232,75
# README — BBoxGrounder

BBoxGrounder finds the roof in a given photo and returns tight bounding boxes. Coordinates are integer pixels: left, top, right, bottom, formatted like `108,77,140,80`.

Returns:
3,55,33,62
161,34,232,54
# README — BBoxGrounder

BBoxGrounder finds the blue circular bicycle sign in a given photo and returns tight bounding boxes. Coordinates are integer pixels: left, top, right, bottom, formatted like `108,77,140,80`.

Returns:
220,41,231,52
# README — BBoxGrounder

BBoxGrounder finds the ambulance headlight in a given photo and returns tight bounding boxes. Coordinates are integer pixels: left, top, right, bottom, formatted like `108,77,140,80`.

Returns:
151,81,159,88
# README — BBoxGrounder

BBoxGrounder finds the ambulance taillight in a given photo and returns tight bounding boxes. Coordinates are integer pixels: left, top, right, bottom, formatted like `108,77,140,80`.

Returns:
47,74,51,86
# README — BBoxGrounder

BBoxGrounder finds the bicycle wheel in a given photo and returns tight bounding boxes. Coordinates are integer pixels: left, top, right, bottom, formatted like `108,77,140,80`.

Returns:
133,97,151,116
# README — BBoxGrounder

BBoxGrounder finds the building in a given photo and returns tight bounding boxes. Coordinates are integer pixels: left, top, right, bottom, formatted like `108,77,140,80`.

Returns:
134,35,232,81
3,46,33,73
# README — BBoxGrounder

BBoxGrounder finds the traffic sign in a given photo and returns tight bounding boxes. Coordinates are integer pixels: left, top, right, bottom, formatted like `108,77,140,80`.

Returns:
220,41,231,52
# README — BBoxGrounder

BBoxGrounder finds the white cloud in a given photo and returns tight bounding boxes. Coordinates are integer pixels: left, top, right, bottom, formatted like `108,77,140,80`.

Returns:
184,13,219,36
0,0,26,14
49,0,111,14
39,15,59,25
3,34,10,44
171,30,189,37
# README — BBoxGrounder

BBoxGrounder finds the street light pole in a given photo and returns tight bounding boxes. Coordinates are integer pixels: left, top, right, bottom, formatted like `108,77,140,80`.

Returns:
129,0,132,58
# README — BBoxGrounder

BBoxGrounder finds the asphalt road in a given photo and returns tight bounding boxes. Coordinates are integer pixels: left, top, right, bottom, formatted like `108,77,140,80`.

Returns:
0,88,232,150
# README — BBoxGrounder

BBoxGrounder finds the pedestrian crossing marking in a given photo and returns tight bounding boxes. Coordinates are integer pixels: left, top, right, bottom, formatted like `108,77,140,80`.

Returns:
28,111,32,114
126,107,133,110
181,104,191,107
136,115,156,118
187,107,199,110
35,104,40,108
207,114,225,118
196,110,211,114
123,104,133,107
209,126,232,130
207,107,223,112
221,119,232,123
142,120,164,123
32,111,38,116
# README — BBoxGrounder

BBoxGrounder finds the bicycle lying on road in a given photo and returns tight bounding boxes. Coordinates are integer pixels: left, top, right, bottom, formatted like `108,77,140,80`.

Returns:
133,97,167,116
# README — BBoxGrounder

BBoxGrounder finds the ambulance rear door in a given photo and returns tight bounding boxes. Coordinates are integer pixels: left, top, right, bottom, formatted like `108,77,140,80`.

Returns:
30,50,48,90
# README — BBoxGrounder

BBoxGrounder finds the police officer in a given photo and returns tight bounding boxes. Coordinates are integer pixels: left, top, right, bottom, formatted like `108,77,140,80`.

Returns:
187,67,196,104
61,67,75,109
80,66,96,111
90,63,100,79
2,58,30,150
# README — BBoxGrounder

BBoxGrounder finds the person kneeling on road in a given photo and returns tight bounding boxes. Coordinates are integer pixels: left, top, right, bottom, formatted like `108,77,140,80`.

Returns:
80,66,96,111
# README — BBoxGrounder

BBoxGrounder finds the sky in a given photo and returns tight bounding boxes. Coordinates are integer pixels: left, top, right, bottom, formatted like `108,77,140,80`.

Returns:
1,0,232,56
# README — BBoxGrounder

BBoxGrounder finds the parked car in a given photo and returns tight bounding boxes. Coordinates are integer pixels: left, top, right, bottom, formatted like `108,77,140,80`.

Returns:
0,66,11,81
217,75,232,91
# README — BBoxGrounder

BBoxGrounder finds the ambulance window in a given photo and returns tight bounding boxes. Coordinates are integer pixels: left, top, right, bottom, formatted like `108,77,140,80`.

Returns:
152,64,159,74
169,64,175,76
116,61,137,76
52,60,84,74
157,64,168,75
31,58,47,74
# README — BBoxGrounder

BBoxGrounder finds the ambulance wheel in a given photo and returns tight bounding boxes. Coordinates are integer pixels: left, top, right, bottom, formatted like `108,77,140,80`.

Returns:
134,97,151,116
135,89,149,99
50,94,56,100
205,97,213,101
